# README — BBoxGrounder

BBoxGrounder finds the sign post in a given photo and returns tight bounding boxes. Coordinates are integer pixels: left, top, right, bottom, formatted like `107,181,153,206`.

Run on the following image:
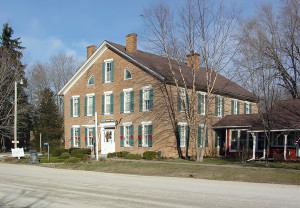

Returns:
44,142,49,161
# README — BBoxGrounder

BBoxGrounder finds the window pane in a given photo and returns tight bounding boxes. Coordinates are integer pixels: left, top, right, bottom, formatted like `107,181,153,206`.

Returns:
106,62,111,82
180,126,186,147
105,94,111,114
125,69,131,79
201,94,205,114
143,125,149,146
88,97,93,115
239,131,247,150
124,92,130,112
125,126,130,146
143,89,150,111
74,98,78,116
88,128,93,146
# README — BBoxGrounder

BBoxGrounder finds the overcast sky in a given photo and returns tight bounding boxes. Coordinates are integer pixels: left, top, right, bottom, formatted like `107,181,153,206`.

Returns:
0,0,280,68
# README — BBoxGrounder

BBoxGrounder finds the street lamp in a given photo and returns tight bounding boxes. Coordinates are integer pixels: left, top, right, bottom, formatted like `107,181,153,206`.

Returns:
13,79,23,149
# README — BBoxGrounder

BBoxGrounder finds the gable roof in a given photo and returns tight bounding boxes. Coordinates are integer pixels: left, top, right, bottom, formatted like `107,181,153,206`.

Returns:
213,99,300,131
59,40,256,102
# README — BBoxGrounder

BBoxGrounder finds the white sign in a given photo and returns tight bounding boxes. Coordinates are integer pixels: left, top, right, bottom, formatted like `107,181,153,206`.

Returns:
11,148,25,159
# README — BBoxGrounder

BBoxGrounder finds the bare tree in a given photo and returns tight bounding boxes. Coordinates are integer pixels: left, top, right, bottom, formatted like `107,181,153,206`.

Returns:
142,0,239,161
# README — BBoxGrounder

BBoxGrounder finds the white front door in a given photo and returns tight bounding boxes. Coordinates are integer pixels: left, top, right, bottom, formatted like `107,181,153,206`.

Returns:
101,128,115,154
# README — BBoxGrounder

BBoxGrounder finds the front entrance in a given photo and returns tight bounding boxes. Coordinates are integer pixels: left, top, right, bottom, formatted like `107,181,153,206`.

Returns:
100,125,115,154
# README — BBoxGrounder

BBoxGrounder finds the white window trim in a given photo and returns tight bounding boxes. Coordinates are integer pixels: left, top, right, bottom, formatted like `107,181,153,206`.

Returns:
86,94,94,116
104,59,113,83
229,129,248,152
216,96,223,117
104,91,112,115
72,127,80,147
179,122,188,148
179,87,187,113
245,101,250,114
88,75,94,86
72,96,80,117
123,123,132,147
141,121,152,125
198,124,204,147
142,87,152,112
199,92,206,115
124,68,132,80
232,99,238,115
142,85,152,90
87,127,94,147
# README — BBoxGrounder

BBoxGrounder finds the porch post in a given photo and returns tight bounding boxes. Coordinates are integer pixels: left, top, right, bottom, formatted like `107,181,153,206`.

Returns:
251,132,256,160
263,135,266,159
284,134,287,160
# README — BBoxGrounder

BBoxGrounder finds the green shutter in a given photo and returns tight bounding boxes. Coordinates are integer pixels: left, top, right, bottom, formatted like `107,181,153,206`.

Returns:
237,101,240,115
78,98,80,117
198,93,201,114
110,94,114,114
70,99,73,117
198,126,202,147
102,63,105,83
138,125,142,147
120,126,124,147
71,128,73,147
149,88,154,110
244,103,247,114
92,96,95,116
130,125,134,146
84,97,87,116
130,91,134,112
250,103,252,114
92,127,96,145
101,95,104,115
78,128,81,147
222,97,225,117
215,96,218,116
177,91,181,112
85,128,87,147
205,95,208,115
120,92,124,113
111,61,114,82
139,89,142,112
148,125,153,147
186,126,189,147
231,100,234,115
215,130,219,147
205,128,208,147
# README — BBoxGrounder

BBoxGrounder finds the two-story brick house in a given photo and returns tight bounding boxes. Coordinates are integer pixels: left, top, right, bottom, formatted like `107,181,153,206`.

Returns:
58,33,257,158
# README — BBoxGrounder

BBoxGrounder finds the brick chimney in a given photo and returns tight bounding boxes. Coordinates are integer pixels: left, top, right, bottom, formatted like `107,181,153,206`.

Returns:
86,45,97,59
187,51,200,69
126,33,137,53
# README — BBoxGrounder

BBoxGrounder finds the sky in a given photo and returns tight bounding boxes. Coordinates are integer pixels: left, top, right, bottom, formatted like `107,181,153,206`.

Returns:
0,0,280,68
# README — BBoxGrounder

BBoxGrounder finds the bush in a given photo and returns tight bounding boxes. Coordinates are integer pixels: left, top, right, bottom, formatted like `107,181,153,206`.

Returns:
107,152,117,158
71,148,91,158
143,151,158,160
116,151,130,158
68,147,80,153
64,157,82,163
40,157,63,163
125,154,142,160
51,148,68,157
59,152,70,159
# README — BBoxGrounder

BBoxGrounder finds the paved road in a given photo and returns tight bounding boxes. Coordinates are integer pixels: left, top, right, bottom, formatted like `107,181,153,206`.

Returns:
0,163,299,208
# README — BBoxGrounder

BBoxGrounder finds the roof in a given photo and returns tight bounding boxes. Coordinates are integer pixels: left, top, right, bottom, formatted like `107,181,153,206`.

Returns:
107,41,257,102
59,40,257,101
213,99,300,131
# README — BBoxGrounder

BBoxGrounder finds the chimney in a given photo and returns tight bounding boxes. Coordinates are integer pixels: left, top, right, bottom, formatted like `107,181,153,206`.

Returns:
126,33,137,53
187,50,200,69
86,45,97,59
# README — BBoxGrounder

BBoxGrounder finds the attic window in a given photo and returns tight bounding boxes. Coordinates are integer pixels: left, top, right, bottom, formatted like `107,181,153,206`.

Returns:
124,69,132,80
88,75,94,85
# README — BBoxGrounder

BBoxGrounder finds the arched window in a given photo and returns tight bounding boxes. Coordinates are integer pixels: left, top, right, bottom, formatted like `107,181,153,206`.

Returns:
88,75,94,85
124,69,132,80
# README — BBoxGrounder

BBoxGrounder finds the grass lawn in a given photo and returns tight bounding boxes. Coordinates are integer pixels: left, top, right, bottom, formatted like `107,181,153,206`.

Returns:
2,156,300,185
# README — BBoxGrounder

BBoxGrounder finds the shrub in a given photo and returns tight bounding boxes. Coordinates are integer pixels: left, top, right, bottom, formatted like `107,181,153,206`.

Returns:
107,152,117,158
125,154,142,160
64,157,82,163
59,152,70,159
143,151,158,160
68,147,80,153
40,157,63,163
116,151,130,158
273,150,284,162
71,148,91,158
51,148,68,157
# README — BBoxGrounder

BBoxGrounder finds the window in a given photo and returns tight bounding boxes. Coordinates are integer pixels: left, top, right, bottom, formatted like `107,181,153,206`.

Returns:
84,94,95,116
121,89,134,113
178,88,187,112
139,87,153,112
215,96,224,117
88,75,94,85
70,96,80,117
198,92,206,115
102,59,114,83
71,127,80,147
87,128,94,147
124,69,132,80
101,92,113,115
244,102,250,114
138,122,153,147
229,129,248,152
120,123,134,147
257,133,265,151
178,123,188,148
231,99,238,115
198,124,208,147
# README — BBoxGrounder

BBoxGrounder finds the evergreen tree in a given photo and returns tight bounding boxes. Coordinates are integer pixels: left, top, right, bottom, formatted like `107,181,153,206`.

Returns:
34,88,63,150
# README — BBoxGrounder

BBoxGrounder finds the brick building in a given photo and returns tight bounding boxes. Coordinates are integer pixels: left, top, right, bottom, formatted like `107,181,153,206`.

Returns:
58,33,257,158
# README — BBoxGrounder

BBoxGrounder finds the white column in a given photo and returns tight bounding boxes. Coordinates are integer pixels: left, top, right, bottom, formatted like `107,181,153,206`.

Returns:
95,112,99,161
263,135,266,159
13,81,18,149
284,134,288,160
252,133,256,160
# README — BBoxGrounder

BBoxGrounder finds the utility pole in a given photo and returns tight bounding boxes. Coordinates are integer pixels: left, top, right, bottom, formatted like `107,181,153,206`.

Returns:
95,112,99,161
13,80,23,149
